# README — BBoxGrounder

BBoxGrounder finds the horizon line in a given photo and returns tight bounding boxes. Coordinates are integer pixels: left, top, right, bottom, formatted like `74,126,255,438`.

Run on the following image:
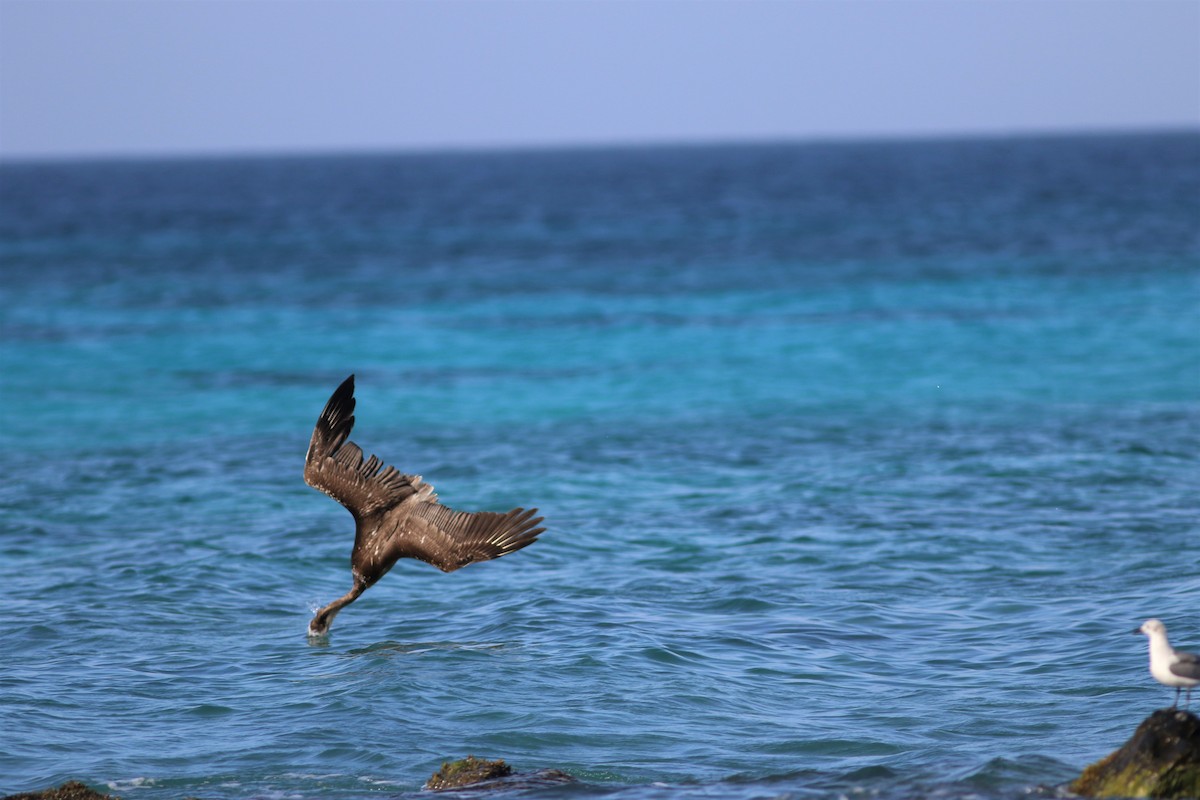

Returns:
2,123,1197,166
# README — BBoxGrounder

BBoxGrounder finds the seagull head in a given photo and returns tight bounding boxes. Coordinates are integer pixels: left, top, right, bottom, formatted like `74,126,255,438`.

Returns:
1135,619,1167,637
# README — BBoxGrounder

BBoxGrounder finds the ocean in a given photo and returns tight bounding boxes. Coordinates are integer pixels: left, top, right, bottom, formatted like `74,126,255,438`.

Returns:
1,132,1197,799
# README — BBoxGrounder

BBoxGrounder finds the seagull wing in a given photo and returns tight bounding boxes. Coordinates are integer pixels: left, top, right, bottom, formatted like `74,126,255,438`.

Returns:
304,375,422,520
395,503,545,573
1170,651,1200,681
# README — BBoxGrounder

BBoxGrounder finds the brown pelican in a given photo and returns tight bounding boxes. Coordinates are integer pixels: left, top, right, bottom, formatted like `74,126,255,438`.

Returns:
1135,619,1200,708
304,375,545,637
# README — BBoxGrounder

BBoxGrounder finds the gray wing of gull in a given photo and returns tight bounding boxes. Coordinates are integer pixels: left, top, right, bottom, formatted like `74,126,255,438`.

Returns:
1169,651,1200,680
304,374,423,520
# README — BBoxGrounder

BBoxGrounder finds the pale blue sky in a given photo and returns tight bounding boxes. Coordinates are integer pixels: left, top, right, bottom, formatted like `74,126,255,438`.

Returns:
1,0,1197,159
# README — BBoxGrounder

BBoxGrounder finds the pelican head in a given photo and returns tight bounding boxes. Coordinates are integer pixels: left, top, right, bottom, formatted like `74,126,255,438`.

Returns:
308,606,339,638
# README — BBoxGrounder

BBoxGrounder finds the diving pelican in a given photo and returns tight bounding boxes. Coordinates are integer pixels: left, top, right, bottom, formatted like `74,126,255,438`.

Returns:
304,375,545,637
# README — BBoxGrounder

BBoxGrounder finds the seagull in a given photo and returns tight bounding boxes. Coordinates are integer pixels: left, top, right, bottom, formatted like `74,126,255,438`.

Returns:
303,375,545,637
1134,619,1200,709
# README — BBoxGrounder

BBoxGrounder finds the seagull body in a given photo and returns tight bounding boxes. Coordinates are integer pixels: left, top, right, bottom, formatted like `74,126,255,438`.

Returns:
1135,619,1200,708
304,375,545,637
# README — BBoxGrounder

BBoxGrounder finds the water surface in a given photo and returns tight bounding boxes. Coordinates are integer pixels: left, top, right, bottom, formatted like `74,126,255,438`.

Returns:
2,132,1198,799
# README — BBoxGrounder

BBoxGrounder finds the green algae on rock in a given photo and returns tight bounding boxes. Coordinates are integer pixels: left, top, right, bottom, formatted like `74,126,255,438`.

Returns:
1,782,117,800
1071,709,1200,798
425,755,514,790
423,756,576,792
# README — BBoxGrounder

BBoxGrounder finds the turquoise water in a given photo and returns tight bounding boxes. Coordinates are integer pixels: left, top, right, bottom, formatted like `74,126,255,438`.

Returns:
1,133,1198,799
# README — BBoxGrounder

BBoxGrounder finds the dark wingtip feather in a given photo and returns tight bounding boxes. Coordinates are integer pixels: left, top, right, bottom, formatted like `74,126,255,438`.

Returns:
307,375,358,469
329,374,355,413
323,376,356,438
493,507,546,554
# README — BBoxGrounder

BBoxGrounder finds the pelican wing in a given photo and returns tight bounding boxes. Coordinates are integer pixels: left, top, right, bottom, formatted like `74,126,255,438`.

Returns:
1170,651,1200,681
399,503,545,573
304,375,422,520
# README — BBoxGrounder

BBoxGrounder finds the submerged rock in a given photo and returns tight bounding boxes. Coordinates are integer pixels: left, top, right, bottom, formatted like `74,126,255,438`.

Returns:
424,755,574,792
1071,709,1200,798
2,782,117,800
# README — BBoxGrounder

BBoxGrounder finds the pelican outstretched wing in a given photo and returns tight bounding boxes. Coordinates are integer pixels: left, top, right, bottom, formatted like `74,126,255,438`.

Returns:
397,504,545,573
304,375,422,520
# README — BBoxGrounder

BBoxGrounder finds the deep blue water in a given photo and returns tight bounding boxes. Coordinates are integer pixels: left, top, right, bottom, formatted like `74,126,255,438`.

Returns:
1,132,1198,800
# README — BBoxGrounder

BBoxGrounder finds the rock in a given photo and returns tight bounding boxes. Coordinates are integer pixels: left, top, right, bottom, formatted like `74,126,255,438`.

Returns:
1071,709,1200,798
1,782,117,800
423,756,575,792
424,755,513,790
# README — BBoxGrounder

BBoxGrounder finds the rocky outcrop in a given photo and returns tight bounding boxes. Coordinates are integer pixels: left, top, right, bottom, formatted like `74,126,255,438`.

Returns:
425,755,513,790
423,755,574,792
2,782,116,800
1071,709,1200,798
